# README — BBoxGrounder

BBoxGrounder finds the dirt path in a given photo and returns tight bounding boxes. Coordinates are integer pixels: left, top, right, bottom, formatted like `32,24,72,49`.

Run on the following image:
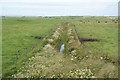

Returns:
12,22,118,78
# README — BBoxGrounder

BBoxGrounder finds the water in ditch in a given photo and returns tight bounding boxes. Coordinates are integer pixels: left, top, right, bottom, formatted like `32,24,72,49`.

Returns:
60,44,65,54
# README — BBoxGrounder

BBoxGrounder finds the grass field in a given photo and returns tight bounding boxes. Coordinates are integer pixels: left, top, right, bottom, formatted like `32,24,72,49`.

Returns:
74,17,118,62
2,16,118,78
2,17,67,77
0,17,2,77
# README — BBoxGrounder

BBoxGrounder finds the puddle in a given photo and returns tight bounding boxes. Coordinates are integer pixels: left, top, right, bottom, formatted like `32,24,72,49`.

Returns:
30,36,43,40
79,38,100,43
34,36,43,40
60,44,65,54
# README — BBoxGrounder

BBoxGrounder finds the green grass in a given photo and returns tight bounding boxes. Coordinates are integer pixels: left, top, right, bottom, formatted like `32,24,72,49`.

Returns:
73,17,118,62
2,17,67,77
2,16,118,78
0,18,2,77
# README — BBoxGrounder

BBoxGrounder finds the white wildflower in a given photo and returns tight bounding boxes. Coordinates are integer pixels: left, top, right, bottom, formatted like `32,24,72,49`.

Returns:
75,57,77,59
52,31,60,39
48,39,54,43
43,44,53,50
100,57,103,60
71,58,74,61
71,50,76,54
68,39,74,44
69,36,74,39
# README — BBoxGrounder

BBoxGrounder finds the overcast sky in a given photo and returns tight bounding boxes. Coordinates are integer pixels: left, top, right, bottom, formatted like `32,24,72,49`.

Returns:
1,0,119,16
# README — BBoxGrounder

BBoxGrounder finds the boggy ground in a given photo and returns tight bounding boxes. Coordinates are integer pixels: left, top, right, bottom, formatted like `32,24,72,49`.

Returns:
11,22,118,78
